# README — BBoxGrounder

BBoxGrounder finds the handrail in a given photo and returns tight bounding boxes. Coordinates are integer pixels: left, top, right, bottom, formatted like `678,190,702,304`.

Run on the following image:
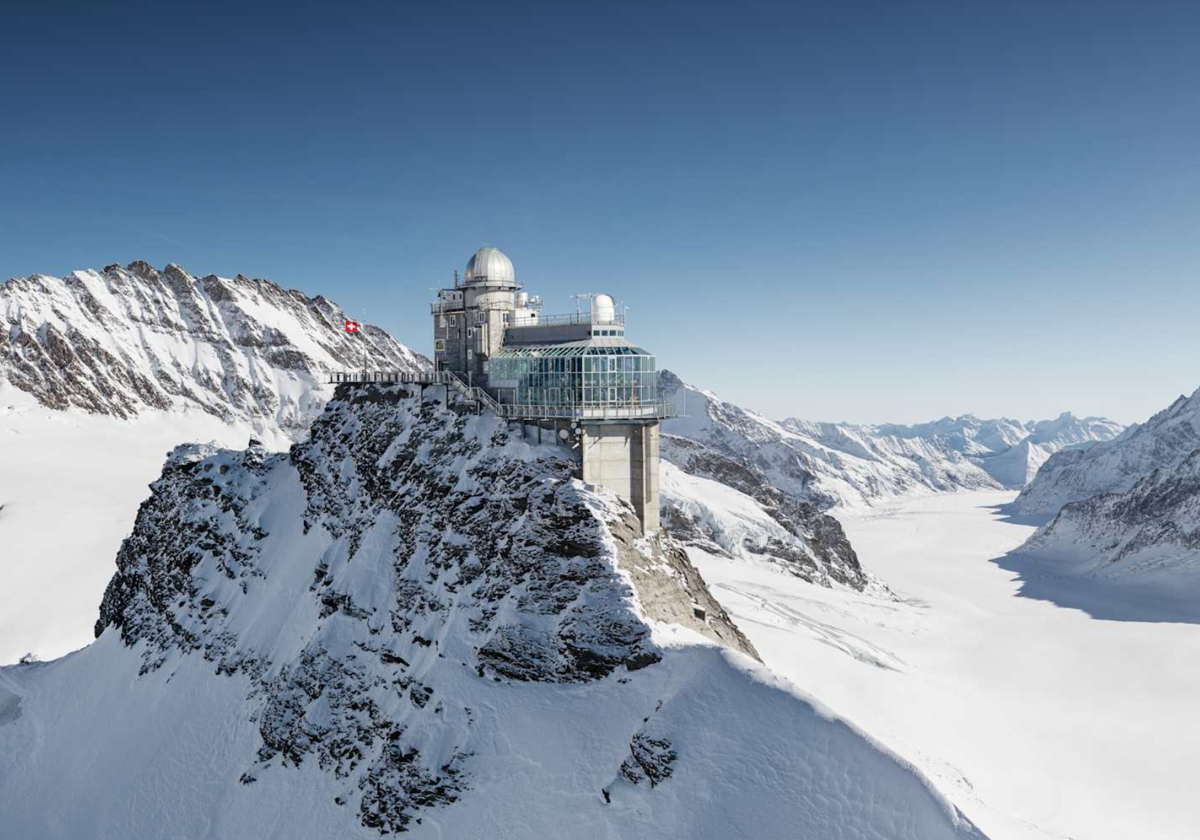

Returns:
508,312,624,327
327,371,675,420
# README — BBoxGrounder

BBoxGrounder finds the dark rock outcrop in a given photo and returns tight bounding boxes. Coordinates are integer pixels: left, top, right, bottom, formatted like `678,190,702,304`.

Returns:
94,383,756,831
1,262,428,429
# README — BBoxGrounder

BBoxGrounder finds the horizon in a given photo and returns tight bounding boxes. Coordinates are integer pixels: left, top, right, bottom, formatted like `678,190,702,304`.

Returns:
4,1,1199,425
3,255,1186,428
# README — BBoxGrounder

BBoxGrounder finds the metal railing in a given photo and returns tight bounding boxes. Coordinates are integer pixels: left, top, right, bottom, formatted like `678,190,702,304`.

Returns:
328,370,674,421
507,311,624,328
328,370,503,414
493,402,674,421
430,299,542,316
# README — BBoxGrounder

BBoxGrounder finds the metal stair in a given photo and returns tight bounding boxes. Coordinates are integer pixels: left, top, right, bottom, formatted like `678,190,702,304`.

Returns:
441,371,503,414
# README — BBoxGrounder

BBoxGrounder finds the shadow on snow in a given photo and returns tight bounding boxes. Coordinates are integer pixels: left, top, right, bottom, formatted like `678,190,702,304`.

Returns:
986,502,1200,624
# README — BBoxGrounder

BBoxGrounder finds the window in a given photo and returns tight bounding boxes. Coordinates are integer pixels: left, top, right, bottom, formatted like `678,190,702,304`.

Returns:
439,316,447,329
435,339,445,352
476,311,486,324
467,327,475,338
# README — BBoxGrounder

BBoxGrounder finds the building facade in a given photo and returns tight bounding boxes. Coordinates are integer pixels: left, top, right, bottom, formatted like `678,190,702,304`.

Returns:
430,246,666,532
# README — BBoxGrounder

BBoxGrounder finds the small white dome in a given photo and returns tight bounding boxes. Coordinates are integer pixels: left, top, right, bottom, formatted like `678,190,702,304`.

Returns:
465,247,515,286
591,293,616,323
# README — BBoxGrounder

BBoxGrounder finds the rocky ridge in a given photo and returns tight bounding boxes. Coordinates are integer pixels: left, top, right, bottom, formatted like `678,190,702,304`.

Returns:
93,383,753,831
659,436,868,590
1,261,428,432
1019,448,1200,581
1014,388,1200,516
0,383,985,839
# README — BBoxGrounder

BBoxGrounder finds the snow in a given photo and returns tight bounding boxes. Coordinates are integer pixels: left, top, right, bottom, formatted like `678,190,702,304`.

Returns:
0,388,984,839
1,262,426,427
0,386,285,664
661,374,997,510
659,373,1121,513
1016,387,1200,515
690,490,1200,840
659,460,793,552
0,262,427,665
0,634,981,840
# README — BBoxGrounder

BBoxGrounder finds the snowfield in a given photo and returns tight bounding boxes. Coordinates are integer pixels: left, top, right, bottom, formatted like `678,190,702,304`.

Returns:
0,633,985,840
690,490,1200,840
1,262,427,665
0,385,984,839
0,386,282,665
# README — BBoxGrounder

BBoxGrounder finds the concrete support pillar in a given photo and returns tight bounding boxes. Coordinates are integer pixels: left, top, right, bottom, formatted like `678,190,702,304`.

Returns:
580,421,660,535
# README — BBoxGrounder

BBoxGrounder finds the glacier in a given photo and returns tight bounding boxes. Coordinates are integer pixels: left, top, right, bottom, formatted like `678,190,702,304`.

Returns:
0,383,984,840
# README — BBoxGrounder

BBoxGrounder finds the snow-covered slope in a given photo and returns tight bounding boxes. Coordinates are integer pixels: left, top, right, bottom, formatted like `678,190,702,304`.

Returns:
692,491,1200,840
1024,412,1126,450
0,385,277,665
1015,387,1200,515
659,444,871,591
0,261,429,664
856,412,1123,489
1018,449,1200,582
661,371,1002,511
0,384,983,840
1,260,428,431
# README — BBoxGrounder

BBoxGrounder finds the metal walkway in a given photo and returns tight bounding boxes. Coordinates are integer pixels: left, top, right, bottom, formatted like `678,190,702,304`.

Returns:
328,370,674,422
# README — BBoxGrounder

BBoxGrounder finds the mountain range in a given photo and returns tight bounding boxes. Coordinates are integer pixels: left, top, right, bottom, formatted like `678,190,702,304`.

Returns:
0,262,427,664
0,257,1153,838
1,260,427,432
1014,386,1200,589
658,372,1121,509
0,262,1124,663
0,382,984,839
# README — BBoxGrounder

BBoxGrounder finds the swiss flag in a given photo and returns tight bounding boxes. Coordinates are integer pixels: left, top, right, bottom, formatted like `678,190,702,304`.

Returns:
344,319,360,334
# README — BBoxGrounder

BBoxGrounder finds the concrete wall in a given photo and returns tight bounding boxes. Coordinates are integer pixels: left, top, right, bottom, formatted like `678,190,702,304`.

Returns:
581,422,660,534
432,285,514,383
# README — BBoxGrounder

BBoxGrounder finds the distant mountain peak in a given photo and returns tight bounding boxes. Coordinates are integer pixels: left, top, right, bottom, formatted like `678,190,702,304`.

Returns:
1016,385,1200,516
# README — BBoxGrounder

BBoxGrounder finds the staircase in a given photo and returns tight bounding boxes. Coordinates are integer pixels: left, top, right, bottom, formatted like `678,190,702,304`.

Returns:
441,371,504,415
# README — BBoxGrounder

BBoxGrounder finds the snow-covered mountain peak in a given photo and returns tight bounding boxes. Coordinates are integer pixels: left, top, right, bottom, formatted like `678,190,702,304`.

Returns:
0,383,984,839
1,260,429,434
1017,446,1200,585
661,372,1002,510
1016,386,1200,515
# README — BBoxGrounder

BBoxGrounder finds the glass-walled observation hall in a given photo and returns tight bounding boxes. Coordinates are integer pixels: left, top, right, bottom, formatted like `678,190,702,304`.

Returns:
487,342,659,417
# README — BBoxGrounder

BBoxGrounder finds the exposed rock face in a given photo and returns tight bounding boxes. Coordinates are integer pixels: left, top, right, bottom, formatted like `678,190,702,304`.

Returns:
659,371,1001,511
1,262,428,431
1016,388,1200,516
1019,448,1200,580
93,384,754,831
660,435,867,590
655,370,1119,589
0,382,987,839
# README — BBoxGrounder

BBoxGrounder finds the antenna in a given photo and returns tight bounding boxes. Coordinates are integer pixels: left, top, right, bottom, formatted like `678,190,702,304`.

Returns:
454,269,460,288
571,293,594,319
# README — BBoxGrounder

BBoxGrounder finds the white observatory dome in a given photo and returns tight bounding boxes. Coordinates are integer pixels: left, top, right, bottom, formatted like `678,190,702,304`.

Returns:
591,293,616,323
464,246,516,286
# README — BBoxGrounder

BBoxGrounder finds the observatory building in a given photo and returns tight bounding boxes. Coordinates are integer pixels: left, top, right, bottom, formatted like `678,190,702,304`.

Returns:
428,246,669,533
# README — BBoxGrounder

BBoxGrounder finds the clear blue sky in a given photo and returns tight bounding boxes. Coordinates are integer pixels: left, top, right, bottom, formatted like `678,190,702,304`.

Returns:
3,1,1198,425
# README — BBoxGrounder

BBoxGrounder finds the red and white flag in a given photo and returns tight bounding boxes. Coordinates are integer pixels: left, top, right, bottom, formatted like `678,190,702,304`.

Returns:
344,319,360,334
